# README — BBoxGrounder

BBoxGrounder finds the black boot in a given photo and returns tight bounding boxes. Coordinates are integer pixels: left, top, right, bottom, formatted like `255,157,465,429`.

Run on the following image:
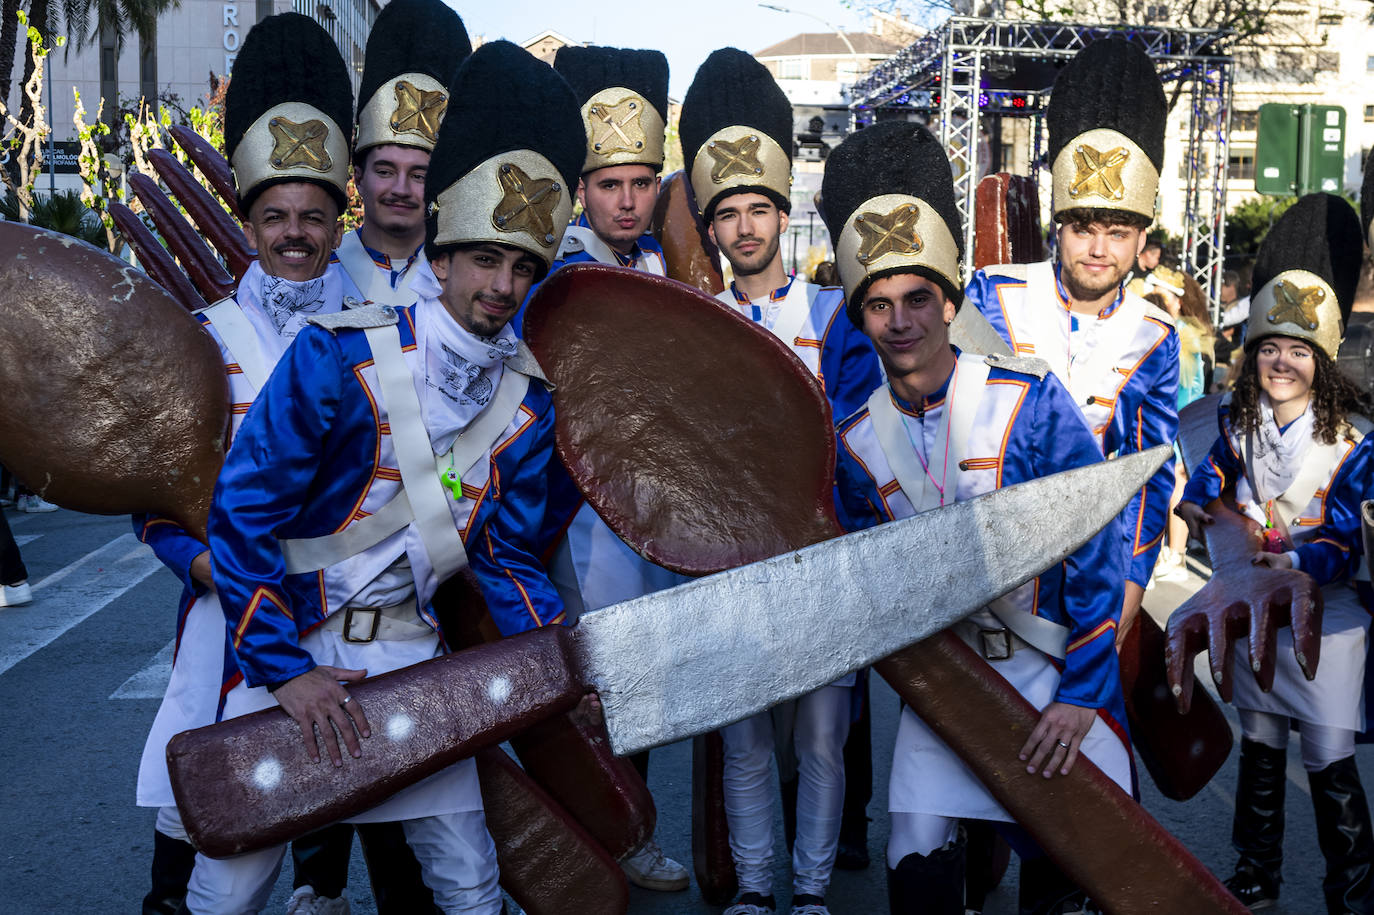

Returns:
1309,756,1374,914
887,833,966,915
142,829,197,915
1225,738,1287,909
836,683,873,871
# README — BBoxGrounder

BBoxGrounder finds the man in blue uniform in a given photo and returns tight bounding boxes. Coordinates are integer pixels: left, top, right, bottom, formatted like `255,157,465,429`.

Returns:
676,47,882,915
131,14,360,914
186,40,585,914
964,38,1179,644
330,0,470,312
822,120,1130,915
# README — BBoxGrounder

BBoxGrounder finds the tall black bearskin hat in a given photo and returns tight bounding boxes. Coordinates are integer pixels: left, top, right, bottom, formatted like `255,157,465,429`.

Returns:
423,40,585,276
679,48,793,220
821,120,963,323
354,0,471,158
1361,147,1374,249
553,45,669,175
225,13,353,214
1047,37,1166,223
1247,193,1361,360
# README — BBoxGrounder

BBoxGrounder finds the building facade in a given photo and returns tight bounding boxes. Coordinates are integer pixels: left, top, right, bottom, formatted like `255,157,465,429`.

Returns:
4,0,377,162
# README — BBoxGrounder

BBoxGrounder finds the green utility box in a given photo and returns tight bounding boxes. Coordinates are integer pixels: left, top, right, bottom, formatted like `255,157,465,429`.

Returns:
1255,103,1346,196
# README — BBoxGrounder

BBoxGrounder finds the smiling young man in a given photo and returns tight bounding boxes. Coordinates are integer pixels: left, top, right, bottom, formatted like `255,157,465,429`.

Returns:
676,47,881,915
966,38,1179,647
332,0,471,310
182,40,585,914
822,120,1131,915
129,15,360,915
681,48,880,427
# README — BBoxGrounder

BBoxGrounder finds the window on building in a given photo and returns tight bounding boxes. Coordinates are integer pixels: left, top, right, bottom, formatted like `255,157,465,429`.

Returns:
1233,109,1258,131
1316,51,1339,71
1366,105,1374,123
780,58,806,79
1367,54,1374,71
1229,150,1256,180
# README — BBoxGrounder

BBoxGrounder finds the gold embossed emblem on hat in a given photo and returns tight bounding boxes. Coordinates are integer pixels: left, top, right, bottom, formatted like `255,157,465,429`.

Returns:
268,117,332,171
589,96,646,155
706,134,764,184
492,162,562,246
855,203,924,265
390,80,448,143
1267,279,1325,331
1069,144,1130,201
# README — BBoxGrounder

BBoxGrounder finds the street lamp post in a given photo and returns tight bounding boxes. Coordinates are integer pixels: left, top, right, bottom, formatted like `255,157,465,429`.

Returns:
757,3,858,56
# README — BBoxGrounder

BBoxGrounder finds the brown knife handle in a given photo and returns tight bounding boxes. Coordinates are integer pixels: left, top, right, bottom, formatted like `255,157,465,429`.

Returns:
169,625,585,858
879,631,1249,915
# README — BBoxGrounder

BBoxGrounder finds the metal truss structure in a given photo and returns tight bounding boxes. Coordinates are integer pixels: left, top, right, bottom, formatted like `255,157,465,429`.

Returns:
850,17,1235,306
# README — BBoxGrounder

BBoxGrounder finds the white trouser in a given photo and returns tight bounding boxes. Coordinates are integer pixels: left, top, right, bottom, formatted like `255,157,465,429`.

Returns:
886,813,961,868
183,809,502,914
721,684,850,897
1240,707,1356,772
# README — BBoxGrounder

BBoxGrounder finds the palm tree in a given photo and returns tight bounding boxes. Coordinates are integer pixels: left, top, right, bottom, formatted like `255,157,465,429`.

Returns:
9,0,180,129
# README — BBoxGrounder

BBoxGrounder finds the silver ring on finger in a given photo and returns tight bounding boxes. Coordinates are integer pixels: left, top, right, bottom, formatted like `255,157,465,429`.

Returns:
341,695,353,706
1056,739,1070,749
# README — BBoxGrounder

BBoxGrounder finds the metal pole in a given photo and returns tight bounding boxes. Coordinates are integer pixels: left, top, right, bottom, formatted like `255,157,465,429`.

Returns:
47,66,55,194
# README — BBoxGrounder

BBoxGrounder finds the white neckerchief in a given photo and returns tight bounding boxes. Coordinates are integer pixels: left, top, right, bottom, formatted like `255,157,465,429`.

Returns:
413,271,518,455
236,260,343,361
1248,393,1316,502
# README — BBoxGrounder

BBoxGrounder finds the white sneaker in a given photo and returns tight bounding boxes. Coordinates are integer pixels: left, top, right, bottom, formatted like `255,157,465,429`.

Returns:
285,885,350,915
621,839,689,891
17,494,57,513
791,897,831,915
0,581,31,607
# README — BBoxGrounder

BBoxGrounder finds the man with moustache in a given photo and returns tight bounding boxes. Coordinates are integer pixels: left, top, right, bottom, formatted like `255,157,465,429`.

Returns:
966,38,1179,650
331,0,471,312
130,14,360,914
185,39,585,914
677,47,881,915
823,119,1130,915
527,43,691,893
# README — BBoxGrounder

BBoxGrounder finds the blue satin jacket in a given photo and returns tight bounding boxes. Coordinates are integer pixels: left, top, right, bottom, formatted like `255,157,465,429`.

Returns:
1294,434,1374,587
834,356,1127,716
207,304,564,690
966,262,1179,589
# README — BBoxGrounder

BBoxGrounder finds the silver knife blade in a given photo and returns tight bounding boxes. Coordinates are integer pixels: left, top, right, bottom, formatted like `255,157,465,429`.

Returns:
948,303,1013,357
572,445,1169,756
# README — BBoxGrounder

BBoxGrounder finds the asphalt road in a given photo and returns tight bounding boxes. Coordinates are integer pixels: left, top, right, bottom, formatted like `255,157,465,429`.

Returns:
0,506,1354,913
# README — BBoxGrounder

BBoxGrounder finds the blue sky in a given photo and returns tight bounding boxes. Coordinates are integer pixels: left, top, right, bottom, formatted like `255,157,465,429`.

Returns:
447,1,875,99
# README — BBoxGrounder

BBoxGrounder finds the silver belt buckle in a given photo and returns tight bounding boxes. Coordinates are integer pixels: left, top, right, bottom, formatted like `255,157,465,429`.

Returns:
978,627,1014,661
343,606,381,643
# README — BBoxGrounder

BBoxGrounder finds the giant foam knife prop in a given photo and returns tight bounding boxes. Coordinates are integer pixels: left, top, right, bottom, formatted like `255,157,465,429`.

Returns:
168,449,1162,857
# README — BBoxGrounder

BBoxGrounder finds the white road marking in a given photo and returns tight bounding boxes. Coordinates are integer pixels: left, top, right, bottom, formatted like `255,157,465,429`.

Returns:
14,534,40,547
110,638,175,699
0,533,163,677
